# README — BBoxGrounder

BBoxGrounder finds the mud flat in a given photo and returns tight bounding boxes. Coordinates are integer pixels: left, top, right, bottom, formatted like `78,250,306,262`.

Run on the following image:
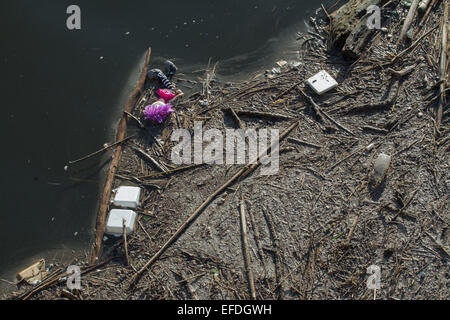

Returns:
5,0,449,300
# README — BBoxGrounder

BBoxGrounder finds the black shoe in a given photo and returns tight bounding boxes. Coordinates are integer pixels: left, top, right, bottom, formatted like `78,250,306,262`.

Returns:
164,60,178,81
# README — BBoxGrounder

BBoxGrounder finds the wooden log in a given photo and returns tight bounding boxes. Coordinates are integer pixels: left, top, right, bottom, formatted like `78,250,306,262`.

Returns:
330,0,387,58
91,48,151,263
239,199,257,300
437,0,449,133
398,0,420,44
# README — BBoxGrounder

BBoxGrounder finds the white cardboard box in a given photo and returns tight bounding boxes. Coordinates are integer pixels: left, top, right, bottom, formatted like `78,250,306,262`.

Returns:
306,70,338,95
105,209,137,236
113,186,141,209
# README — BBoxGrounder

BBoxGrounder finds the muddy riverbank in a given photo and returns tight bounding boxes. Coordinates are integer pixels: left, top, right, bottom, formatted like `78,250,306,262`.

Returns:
6,0,449,300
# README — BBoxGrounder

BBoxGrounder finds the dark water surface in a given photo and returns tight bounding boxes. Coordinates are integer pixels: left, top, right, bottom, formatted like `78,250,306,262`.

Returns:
0,0,326,286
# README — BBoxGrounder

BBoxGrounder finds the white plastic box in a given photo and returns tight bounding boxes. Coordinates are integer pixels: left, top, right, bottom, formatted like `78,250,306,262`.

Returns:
113,186,141,209
105,209,137,236
306,70,338,95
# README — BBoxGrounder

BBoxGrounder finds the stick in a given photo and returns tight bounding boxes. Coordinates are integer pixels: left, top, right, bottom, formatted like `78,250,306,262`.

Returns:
398,0,420,44
225,109,293,121
130,144,168,172
68,135,136,165
437,0,448,133
128,122,298,288
240,199,256,300
299,88,355,136
123,219,130,266
124,111,163,149
138,164,205,179
227,107,244,129
273,80,304,101
91,48,151,264
287,137,322,149
346,211,361,245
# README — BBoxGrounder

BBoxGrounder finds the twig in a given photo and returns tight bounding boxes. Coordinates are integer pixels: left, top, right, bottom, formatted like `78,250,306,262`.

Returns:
130,144,168,173
226,109,293,121
345,195,365,246
273,80,304,101
138,164,205,179
68,135,136,165
123,219,130,267
287,137,322,149
124,111,163,149
390,189,419,221
227,107,244,129
436,0,448,134
239,198,256,300
299,88,355,136
398,0,420,44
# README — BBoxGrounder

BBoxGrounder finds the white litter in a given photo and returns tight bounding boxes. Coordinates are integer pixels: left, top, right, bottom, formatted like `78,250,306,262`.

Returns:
105,209,137,236
113,186,141,209
306,70,338,95
276,60,288,68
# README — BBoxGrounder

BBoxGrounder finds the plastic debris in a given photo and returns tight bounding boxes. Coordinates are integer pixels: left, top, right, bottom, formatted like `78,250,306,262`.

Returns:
113,186,141,209
306,70,338,95
143,102,174,123
16,259,47,284
276,60,288,68
370,153,391,187
105,209,137,236
156,89,176,103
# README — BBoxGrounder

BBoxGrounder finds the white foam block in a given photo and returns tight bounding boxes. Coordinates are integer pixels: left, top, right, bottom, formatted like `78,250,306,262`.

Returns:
113,186,141,208
306,70,338,95
105,209,137,236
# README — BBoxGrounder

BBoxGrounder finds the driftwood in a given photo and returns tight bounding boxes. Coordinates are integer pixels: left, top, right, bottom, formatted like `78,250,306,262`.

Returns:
436,0,448,133
330,0,387,58
91,48,152,263
398,0,420,44
239,199,257,300
67,135,136,166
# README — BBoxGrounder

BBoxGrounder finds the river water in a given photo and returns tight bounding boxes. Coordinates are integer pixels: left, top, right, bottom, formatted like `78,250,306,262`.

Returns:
0,0,330,288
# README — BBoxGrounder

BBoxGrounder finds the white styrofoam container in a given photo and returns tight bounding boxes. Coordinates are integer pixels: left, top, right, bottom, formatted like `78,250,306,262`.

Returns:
105,209,137,236
306,70,338,95
113,186,141,208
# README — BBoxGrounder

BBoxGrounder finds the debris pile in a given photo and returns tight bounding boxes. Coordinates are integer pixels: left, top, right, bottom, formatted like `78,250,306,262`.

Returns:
5,0,448,300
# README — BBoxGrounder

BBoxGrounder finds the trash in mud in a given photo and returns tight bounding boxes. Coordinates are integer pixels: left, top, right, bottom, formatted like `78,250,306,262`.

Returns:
370,153,392,187
143,60,183,123
16,259,47,285
105,209,137,236
143,102,174,123
113,186,141,209
276,60,288,68
306,70,338,95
